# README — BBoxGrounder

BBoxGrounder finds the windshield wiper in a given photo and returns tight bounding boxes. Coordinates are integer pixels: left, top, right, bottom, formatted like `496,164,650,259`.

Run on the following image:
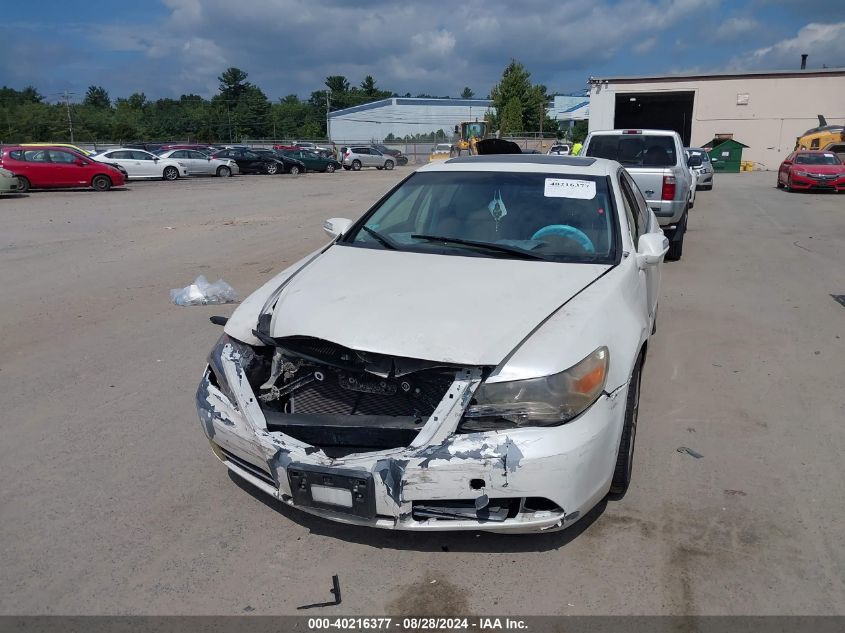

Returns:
410,234,549,261
361,225,398,250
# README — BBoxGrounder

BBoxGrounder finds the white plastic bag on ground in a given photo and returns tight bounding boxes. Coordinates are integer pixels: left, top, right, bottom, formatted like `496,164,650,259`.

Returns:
170,275,238,306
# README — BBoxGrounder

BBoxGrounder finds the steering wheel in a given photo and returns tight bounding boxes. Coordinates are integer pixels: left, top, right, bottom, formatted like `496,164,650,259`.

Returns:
531,225,595,253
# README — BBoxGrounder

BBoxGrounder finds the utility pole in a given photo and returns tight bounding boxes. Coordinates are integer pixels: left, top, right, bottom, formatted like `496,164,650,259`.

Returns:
325,90,331,142
63,91,74,143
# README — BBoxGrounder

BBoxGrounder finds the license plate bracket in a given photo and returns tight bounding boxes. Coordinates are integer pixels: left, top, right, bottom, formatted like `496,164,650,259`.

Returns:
287,464,375,518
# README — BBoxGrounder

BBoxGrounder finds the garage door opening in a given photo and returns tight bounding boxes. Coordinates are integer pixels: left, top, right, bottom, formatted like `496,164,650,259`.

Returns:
614,91,694,146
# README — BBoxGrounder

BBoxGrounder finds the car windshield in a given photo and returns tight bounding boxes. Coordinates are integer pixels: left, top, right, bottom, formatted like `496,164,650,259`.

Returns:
587,134,677,167
342,171,617,264
795,153,841,165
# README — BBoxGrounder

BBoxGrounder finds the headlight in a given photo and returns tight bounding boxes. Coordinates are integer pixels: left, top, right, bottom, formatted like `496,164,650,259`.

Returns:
794,170,808,177
207,334,271,405
464,347,609,427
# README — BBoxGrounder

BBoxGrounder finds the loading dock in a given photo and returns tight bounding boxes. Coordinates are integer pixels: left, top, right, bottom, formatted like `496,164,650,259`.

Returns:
588,68,845,169
613,91,694,145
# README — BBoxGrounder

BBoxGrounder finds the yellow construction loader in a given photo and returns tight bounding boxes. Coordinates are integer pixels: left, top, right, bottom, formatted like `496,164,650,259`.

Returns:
454,120,489,155
795,115,844,151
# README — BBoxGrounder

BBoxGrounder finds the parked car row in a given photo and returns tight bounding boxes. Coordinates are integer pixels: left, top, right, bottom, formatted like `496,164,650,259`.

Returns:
0,142,349,192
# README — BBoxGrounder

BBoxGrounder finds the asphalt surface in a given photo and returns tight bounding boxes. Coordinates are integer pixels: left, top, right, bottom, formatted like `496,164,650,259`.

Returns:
1,169,843,615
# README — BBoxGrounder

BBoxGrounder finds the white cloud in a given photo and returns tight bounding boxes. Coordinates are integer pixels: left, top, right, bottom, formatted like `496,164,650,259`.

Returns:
734,21,845,69
634,37,658,54
714,16,759,40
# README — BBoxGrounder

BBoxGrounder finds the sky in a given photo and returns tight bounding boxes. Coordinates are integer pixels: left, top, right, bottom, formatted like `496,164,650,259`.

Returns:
3,0,845,104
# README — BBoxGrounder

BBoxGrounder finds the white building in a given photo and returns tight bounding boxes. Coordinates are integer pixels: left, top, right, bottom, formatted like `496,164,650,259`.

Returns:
588,67,845,169
549,95,590,124
328,97,494,142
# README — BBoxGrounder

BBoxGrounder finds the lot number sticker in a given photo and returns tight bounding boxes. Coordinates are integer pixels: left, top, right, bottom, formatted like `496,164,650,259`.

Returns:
544,178,596,199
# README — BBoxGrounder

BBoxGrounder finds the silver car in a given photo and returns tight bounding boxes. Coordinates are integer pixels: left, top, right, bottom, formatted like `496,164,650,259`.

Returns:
686,147,714,190
342,146,395,171
158,149,239,177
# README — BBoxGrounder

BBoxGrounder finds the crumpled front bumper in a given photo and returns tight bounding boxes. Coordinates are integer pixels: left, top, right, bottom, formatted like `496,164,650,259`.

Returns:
195,347,627,533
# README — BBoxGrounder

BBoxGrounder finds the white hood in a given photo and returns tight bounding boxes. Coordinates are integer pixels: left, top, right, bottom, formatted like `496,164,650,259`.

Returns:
260,245,609,366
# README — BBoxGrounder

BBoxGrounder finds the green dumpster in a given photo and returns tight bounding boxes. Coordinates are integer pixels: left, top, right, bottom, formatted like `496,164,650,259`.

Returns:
704,138,749,173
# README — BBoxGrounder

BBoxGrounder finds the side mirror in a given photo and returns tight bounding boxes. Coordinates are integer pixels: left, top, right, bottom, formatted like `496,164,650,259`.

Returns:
688,155,702,167
636,232,669,268
323,217,353,238
154,157,159,161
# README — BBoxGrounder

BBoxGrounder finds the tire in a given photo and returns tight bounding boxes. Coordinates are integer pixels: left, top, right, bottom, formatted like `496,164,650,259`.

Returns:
163,166,179,181
343,165,351,171
385,160,394,171
666,211,686,261
91,175,112,191
610,358,642,495
266,162,279,175
15,176,30,193
216,166,232,177
351,160,361,171
289,165,301,176
326,163,336,173
667,232,684,260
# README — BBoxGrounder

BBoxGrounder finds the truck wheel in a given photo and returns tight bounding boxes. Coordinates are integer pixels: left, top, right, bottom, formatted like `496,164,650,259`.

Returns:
667,232,684,261
666,211,686,261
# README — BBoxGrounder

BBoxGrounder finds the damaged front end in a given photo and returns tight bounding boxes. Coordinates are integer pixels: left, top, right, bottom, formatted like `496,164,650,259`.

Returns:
196,334,622,532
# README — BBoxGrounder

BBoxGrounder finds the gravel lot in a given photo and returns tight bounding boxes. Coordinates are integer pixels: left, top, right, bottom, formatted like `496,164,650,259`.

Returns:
1,169,843,615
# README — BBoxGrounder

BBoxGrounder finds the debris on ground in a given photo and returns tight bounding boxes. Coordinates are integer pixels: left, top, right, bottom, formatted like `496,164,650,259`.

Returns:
677,446,704,459
170,275,238,306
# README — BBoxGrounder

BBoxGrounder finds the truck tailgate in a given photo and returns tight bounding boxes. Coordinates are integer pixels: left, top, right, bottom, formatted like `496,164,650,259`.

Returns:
626,168,667,207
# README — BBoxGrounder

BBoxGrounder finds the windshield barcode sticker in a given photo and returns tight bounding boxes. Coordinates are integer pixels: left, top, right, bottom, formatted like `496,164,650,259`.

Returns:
544,178,596,199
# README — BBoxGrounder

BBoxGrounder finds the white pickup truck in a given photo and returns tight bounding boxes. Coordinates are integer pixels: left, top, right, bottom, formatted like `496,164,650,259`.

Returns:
582,129,693,260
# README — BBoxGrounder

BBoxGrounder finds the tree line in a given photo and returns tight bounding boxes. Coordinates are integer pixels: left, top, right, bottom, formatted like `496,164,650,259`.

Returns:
1,61,581,144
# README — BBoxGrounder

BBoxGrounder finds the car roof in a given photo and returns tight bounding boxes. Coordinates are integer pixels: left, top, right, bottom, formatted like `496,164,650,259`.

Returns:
418,154,617,176
590,129,680,136
794,149,838,154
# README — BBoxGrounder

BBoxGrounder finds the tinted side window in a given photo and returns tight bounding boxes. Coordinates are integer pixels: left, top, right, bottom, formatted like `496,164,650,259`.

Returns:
618,172,641,244
49,150,76,163
9,150,23,160
133,151,153,160
24,150,49,162
622,171,649,234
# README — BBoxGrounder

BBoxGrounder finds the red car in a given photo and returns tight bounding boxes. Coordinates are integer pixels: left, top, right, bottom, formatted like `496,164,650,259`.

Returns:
777,150,845,192
0,146,125,192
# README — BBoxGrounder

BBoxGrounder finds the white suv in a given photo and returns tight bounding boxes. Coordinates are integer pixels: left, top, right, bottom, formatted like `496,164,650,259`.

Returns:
341,146,395,171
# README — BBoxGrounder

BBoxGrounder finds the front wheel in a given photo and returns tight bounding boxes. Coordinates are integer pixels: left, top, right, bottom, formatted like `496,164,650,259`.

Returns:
289,165,301,176
266,162,279,175
15,176,30,193
163,166,179,181
91,175,112,191
384,160,394,170
326,163,336,173
351,160,361,171
216,166,232,177
610,358,642,495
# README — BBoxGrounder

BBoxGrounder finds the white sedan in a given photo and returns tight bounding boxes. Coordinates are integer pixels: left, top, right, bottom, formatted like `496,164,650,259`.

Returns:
196,154,668,533
157,149,239,177
92,148,187,181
